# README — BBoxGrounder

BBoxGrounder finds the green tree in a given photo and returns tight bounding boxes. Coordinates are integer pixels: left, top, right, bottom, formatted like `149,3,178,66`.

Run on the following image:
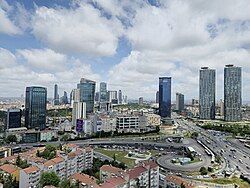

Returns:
199,167,208,175
40,172,60,187
59,178,71,188
191,132,199,139
6,135,17,143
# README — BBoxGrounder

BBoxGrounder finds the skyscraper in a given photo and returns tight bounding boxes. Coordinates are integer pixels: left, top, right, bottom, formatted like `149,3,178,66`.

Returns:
70,89,80,107
77,78,96,114
72,102,86,126
199,67,216,120
6,108,21,130
139,97,143,105
224,65,242,121
156,91,159,103
159,77,171,118
54,84,59,105
176,93,184,112
99,82,107,102
118,90,122,104
108,91,117,103
25,86,47,130
61,91,68,104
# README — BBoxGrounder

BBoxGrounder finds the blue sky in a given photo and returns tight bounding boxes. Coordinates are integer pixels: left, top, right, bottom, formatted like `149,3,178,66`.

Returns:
1,0,250,101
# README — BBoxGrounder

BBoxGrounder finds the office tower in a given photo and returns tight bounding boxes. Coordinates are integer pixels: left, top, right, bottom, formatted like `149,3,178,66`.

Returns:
124,95,128,104
6,108,21,130
159,77,171,118
77,78,96,114
95,92,100,102
176,93,184,112
61,91,68,104
99,82,107,102
70,89,80,107
220,99,224,116
72,102,86,126
139,97,143,105
118,90,122,104
156,91,159,103
25,86,47,130
54,84,59,105
108,91,117,103
224,65,242,121
199,67,216,120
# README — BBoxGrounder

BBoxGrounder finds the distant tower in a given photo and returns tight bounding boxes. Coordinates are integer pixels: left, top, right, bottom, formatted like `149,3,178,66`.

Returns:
159,77,171,118
61,91,68,104
54,84,59,105
77,78,96,113
224,65,242,121
139,97,143,105
72,102,86,126
25,86,47,130
118,90,123,104
199,67,215,120
99,82,107,102
220,99,224,116
108,91,117,103
156,91,159,103
176,93,184,112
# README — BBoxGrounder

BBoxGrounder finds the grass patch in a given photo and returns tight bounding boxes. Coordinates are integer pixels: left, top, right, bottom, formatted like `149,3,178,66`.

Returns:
95,148,135,168
202,177,250,188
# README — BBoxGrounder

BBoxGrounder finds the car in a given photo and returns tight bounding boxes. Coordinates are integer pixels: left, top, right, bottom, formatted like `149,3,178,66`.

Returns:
233,156,236,159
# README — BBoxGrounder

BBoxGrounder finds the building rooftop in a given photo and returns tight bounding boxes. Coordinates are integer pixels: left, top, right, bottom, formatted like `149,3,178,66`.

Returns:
0,164,19,174
100,165,123,175
23,166,39,174
166,175,195,188
100,176,126,188
127,166,147,180
71,173,99,188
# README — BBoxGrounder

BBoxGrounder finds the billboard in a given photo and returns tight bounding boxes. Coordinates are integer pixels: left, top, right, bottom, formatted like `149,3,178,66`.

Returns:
76,119,84,132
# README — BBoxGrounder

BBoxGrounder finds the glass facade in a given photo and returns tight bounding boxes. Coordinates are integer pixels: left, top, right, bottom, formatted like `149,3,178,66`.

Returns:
100,82,107,102
54,84,59,105
25,87,47,130
159,77,171,118
7,108,21,129
176,93,184,112
224,65,242,121
77,78,96,114
199,67,216,119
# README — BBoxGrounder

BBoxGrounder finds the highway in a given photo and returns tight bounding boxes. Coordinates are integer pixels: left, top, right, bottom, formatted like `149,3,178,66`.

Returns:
173,113,250,175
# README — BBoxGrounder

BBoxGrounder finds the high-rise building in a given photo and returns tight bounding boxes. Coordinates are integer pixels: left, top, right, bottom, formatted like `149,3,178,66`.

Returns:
77,78,96,114
6,108,21,130
199,67,216,120
70,89,80,107
156,91,159,103
159,77,171,118
118,90,122,104
192,99,199,106
108,91,117,103
124,95,128,104
224,65,242,121
95,92,100,102
25,86,47,130
72,102,86,126
54,84,59,105
61,91,68,104
176,93,184,112
139,97,143,105
219,99,224,116
99,82,107,102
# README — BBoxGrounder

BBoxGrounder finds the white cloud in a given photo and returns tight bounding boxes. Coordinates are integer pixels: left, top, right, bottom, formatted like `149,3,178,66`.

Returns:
0,48,100,97
108,0,250,100
32,2,124,56
17,48,68,72
0,1,21,35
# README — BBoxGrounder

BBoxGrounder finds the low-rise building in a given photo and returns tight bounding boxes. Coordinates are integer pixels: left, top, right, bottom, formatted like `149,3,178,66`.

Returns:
70,173,100,188
40,130,58,142
0,164,20,181
100,165,126,182
43,157,66,179
145,114,161,126
19,166,40,188
164,175,195,188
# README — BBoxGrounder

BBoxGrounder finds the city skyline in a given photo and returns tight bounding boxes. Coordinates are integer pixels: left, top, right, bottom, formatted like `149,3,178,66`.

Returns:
1,0,250,101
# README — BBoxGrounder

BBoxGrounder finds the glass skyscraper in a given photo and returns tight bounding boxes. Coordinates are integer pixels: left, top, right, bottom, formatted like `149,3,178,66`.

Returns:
118,90,122,104
25,86,47,130
99,82,107,102
77,78,96,114
54,84,59,105
159,77,171,118
199,67,216,119
224,65,242,121
6,108,21,130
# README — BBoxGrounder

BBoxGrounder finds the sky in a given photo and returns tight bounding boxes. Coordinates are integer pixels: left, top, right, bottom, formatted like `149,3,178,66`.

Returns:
0,0,250,101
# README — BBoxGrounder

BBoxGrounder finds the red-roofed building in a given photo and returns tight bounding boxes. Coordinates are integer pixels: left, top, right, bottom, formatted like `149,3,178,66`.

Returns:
165,175,195,188
100,176,127,188
70,173,100,188
0,164,20,181
19,166,40,188
100,165,127,182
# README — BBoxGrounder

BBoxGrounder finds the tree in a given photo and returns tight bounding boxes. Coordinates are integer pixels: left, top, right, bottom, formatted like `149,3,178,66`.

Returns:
59,178,71,188
40,172,60,187
6,135,17,143
180,182,186,188
199,167,208,175
191,132,199,139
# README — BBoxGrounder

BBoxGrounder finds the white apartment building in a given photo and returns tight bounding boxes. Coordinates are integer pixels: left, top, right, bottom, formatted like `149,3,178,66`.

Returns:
19,166,40,188
72,101,86,126
43,157,66,180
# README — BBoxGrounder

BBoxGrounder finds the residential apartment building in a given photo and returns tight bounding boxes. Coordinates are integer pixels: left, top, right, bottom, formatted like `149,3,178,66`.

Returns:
19,166,40,188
